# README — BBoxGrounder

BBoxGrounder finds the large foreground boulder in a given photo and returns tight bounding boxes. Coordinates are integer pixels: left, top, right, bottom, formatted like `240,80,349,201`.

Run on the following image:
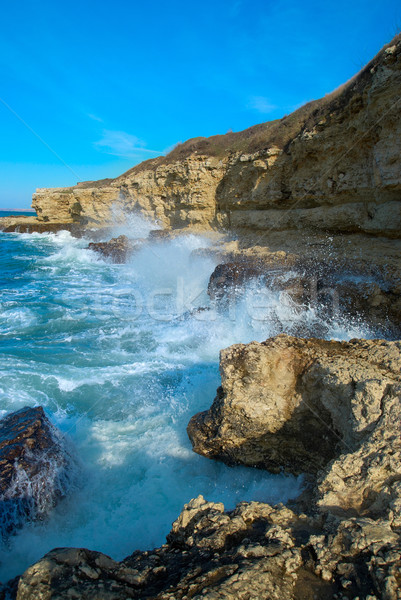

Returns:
0,406,78,539
187,335,401,516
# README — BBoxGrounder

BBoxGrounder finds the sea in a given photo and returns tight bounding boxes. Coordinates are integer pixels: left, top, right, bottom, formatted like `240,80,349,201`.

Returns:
0,211,372,581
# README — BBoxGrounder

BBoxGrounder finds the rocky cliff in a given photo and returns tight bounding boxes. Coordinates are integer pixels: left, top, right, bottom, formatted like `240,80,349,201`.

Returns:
26,34,401,238
1,35,401,600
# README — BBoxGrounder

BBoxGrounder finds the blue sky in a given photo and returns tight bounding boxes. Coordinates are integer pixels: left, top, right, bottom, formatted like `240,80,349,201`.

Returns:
0,0,400,208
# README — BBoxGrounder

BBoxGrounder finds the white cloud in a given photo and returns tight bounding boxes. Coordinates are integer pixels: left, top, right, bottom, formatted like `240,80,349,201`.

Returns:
87,113,104,123
248,96,276,114
94,130,161,158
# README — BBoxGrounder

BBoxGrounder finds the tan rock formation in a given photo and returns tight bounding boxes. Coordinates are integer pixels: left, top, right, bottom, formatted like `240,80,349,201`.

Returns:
32,155,226,230
10,495,401,599
26,35,401,240
187,335,401,488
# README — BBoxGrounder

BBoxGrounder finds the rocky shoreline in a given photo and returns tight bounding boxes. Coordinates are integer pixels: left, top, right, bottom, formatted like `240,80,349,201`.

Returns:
0,34,400,600
2,335,401,599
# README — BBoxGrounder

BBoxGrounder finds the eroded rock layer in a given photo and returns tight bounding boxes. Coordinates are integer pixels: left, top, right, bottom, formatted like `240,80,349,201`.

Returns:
17,34,401,239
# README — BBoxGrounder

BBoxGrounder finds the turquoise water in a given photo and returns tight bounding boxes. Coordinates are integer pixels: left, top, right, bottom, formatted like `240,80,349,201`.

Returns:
0,211,36,217
0,218,370,581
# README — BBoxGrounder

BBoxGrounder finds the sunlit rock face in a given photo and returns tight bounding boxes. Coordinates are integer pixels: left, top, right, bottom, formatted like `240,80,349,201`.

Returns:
0,407,78,539
32,154,225,230
29,36,401,239
188,335,401,481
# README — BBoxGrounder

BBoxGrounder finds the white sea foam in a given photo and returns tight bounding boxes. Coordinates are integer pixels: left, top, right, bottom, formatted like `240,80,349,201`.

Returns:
110,207,161,239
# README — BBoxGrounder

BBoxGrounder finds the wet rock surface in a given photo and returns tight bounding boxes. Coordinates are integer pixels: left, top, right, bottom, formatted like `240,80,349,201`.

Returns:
206,251,401,339
207,261,266,302
0,407,77,539
88,235,139,263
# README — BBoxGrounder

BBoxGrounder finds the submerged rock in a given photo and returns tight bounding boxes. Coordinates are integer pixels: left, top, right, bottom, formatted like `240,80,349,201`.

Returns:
0,406,78,539
88,235,139,263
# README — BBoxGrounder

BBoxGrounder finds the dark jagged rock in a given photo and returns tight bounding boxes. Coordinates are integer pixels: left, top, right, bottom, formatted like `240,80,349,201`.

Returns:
88,235,138,263
207,261,264,302
148,229,173,241
207,255,401,339
0,406,78,539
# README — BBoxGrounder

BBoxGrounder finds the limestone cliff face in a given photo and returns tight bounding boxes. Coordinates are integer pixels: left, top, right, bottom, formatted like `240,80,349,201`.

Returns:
31,35,401,238
216,41,401,237
32,155,226,229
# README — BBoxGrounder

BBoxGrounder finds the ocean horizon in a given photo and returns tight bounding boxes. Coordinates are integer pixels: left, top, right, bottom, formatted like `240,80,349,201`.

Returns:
0,209,36,216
